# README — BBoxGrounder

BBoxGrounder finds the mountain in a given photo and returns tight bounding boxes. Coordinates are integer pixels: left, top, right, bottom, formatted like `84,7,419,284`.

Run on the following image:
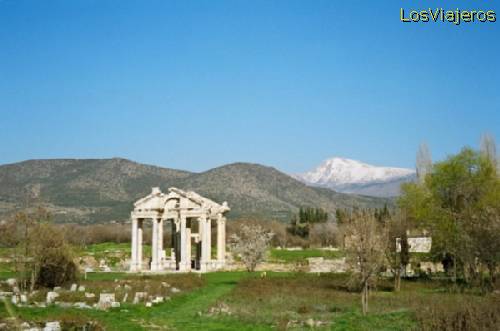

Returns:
0,158,388,224
176,162,385,221
293,157,416,197
0,158,192,224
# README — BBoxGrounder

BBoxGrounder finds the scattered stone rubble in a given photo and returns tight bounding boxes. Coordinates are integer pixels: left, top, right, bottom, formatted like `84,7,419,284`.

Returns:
133,291,148,304
1,320,62,331
73,302,92,309
43,321,62,331
46,291,59,304
96,293,119,310
307,257,347,273
0,278,179,312
286,318,327,329
6,278,16,287
207,302,232,316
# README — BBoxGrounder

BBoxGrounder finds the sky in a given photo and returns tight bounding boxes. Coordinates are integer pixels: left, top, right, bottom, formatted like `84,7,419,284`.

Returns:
1,0,499,173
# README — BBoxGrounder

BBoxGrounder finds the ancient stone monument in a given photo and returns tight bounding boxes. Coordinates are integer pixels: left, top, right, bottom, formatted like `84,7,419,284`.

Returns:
130,187,229,272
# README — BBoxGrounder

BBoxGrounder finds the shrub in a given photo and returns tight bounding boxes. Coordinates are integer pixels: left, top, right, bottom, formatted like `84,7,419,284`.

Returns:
33,224,78,288
415,294,500,331
309,222,338,247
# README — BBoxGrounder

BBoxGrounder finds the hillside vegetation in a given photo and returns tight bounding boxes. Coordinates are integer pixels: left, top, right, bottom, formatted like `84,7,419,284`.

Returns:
0,158,387,223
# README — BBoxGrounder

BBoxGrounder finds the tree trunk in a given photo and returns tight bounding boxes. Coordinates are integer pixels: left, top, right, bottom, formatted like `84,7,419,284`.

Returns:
394,267,401,292
30,269,36,293
488,263,497,284
452,256,457,283
362,281,369,315
463,263,470,284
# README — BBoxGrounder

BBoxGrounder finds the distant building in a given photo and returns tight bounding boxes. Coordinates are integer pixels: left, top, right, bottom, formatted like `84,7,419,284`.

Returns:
396,236,432,253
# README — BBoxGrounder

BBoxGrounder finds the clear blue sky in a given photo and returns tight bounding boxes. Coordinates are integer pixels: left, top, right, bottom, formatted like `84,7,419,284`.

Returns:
1,0,499,173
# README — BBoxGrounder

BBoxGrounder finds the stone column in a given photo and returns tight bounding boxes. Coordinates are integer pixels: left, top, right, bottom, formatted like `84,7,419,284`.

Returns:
206,218,212,262
199,215,206,271
151,218,159,271
137,219,143,271
178,214,190,271
130,217,138,271
217,214,226,263
171,221,177,260
186,219,191,269
158,219,164,266
200,215,211,271
196,239,202,270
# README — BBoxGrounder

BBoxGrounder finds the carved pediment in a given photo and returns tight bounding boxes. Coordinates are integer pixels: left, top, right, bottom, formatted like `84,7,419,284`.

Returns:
134,187,166,210
133,187,230,218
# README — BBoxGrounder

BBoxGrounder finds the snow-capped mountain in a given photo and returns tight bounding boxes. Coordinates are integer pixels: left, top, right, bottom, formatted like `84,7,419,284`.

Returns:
294,157,416,197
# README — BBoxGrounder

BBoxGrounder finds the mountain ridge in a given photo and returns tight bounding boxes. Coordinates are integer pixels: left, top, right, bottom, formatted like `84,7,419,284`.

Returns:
0,158,388,224
294,157,416,197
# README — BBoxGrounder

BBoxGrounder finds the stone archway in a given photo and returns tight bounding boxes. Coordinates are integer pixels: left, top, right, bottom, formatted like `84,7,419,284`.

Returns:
129,187,229,273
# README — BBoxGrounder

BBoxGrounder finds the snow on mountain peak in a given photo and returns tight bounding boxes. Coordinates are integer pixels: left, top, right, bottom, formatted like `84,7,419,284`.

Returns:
296,157,415,187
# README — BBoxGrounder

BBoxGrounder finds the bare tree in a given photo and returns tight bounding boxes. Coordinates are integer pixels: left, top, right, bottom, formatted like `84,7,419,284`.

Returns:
480,133,497,167
10,209,50,292
309,222,338,247
267,221,289,248
5,209,77,291
384,211,410,292
342,210,386,315
229,224,274,272
416,142,432,183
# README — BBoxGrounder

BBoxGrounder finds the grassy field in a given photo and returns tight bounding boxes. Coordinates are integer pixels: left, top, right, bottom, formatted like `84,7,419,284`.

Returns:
1,244,498,330
78,244,340,265
0,243,345,271
2,271,498,330
269,248,345,263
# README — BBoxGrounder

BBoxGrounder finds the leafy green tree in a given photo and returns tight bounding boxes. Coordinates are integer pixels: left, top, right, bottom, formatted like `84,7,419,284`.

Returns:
384,211,410,291
399,147,500,286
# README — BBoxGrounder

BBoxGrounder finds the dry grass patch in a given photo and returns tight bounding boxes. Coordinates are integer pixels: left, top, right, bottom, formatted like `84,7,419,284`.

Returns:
224,274,357,327
222,273,498,330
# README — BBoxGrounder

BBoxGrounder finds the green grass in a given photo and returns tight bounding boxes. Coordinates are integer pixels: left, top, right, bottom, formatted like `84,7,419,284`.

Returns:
0,247,14,258
3,271,497,330
0,247,14,273
0,271,16,280
2,240,495,331
0,263,13,273
83,242,133,254
6,272,269,330
79,243,171,264
269,248,345,263
146,272,270,331
331,310,415,331
222,273,418,330
81,272,129,281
